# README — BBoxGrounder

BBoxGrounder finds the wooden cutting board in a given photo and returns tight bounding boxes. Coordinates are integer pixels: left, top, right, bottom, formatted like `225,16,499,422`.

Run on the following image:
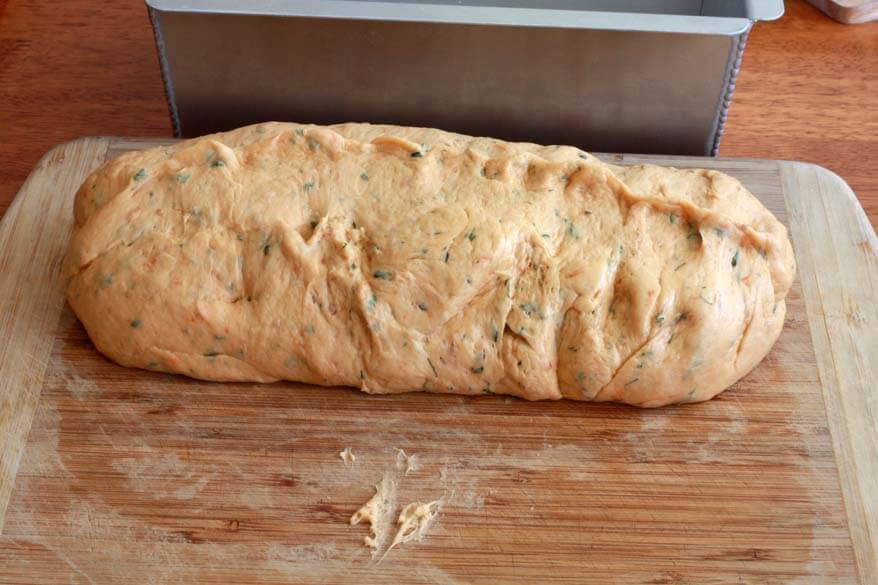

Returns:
807,0,878,23
1,138,875,584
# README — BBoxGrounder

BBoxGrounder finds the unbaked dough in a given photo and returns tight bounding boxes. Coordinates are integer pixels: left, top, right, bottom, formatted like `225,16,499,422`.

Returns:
383,500,441,560
395,449,420,476
350,475,395,553
64,122,796,406
340,447,356,466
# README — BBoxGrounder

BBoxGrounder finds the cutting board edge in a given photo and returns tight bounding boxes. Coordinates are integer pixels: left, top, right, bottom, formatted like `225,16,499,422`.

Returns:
779,160,878,585
0,137,112,530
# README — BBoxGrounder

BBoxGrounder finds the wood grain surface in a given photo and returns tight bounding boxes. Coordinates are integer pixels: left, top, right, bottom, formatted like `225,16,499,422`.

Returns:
0,0,876,228
1,138,875,583
806,0,878,23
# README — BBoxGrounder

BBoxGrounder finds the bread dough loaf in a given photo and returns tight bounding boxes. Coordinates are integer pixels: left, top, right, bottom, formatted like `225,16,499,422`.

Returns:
64,122,796,407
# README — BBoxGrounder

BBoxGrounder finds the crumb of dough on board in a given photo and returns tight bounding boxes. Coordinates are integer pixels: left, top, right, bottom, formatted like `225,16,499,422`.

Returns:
339,447,356,466
394,448,420,476
350,475,396,553
381,500,442,560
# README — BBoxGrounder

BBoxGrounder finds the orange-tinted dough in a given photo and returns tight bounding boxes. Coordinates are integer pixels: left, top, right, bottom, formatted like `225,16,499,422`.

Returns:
64,122,795,407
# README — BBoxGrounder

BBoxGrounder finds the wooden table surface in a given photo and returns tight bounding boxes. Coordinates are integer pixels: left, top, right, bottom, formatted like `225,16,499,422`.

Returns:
0,0,876,227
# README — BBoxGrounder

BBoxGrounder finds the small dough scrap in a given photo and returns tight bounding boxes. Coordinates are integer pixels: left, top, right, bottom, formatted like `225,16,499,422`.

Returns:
394,448,420,476
340,447,356,466
350,475,396,553
382,500,442,560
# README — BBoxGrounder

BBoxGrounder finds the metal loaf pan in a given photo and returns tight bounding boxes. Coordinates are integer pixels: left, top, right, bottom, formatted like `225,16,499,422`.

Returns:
146,0,783,155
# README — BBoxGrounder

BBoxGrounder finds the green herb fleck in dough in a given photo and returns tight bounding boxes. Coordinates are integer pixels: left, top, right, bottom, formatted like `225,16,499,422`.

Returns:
669,213,677,224
203,351,221,358
263,244,271,256
176,173,190,184
133,168,148,181
624,377,639,387
731,250,740,267
714,228,726,237
304,324,315,334
303,181,315,191
214,335,226,341
295,128,305,137
472,366,484,374
368,295,377,310
674,261,687,271
575,372,586,382
307,137,320,151
541,233,551,239
373,269,393,280
568,346,578,352
676,312,689,323
360,172,369,181
417,302,428,311
519,303,544,319
310,220,318,229
467,230,477,241
655,314,665,325
491,323,499,343
482,385,494,395
679,388,698,403
411,151,424,158
564,218,581,239
443,250,450,263
210,160,225,168
427,357,438,377
130,319,142,328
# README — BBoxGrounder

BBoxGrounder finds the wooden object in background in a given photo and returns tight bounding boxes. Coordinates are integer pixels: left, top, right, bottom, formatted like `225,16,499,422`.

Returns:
807,0,878,23
0,138,875,584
